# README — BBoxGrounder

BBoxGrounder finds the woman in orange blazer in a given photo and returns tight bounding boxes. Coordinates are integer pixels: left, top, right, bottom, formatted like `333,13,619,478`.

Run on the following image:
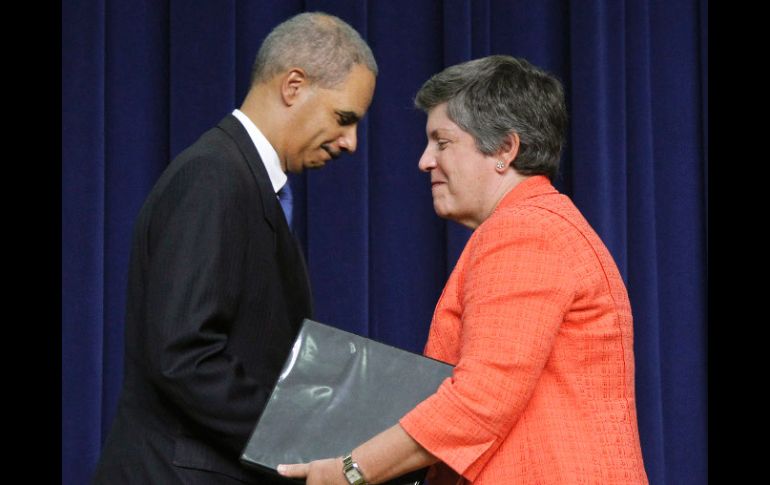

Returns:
280,55,649,485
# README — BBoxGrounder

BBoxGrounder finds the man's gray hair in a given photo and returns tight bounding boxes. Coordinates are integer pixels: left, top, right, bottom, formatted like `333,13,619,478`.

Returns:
415,55,567,180
251,12,378,88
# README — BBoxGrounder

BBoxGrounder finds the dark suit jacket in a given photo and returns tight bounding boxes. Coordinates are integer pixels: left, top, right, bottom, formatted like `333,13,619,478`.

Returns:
93,115,313,484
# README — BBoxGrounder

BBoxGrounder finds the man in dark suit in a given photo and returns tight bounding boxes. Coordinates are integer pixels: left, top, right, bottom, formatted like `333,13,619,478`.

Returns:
92,12,377,484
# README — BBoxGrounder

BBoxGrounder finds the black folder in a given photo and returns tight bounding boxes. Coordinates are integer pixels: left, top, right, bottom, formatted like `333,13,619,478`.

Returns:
240,318,453,484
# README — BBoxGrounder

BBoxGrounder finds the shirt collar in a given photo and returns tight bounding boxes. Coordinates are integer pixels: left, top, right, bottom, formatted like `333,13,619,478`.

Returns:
232,109,287,193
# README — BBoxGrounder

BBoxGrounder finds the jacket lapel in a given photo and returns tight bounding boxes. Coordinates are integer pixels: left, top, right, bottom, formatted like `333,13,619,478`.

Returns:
216,114,282,232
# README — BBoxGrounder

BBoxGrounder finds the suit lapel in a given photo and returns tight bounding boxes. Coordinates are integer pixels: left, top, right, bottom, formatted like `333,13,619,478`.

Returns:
216,113,313,317
216,114,282,232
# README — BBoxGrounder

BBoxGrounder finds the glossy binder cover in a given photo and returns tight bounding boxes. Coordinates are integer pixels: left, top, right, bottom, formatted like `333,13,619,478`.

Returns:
240,318,453,484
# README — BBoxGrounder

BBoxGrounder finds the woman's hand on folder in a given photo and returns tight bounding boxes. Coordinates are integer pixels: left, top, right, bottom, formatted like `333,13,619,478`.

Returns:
277,457,347,484
277,424,438,484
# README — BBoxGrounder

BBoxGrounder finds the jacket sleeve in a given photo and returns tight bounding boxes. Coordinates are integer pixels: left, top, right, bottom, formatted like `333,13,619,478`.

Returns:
399,206,576,480
141,154,272,454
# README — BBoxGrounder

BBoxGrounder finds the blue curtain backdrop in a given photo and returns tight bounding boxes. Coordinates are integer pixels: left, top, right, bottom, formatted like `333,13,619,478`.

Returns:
62,1,708,483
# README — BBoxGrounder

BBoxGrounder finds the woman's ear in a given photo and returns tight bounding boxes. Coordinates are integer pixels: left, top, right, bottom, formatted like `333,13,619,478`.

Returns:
496,132,520,171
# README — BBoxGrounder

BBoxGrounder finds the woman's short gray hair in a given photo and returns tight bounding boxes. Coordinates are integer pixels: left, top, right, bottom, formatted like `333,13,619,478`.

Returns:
415,55,567,180
251,12,378,88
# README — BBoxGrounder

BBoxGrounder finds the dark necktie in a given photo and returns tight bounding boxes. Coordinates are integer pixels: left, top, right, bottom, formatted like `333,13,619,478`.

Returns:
277,181,293,228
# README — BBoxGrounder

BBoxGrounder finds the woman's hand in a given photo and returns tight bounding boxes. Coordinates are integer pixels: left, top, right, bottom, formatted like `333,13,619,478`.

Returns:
277,457,348,485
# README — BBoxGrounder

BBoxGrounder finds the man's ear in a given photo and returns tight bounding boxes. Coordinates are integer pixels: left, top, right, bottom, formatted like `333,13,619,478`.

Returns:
280,68,310,106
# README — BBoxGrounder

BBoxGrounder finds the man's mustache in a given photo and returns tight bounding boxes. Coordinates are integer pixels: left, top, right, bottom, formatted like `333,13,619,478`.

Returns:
321,144,342,159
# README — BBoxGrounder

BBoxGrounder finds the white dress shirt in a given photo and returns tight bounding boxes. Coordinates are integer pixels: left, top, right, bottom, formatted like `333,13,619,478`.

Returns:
231,109,287,193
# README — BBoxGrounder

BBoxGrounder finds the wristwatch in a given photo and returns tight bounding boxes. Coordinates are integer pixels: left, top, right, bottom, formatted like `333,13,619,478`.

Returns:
342,453,369,485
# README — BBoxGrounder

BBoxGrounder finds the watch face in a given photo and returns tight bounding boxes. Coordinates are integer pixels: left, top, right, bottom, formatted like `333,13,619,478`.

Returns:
345,469,362,481
343,455,365,484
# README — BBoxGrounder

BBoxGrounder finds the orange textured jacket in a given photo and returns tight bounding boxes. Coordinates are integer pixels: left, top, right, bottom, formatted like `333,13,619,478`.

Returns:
400,176,648,484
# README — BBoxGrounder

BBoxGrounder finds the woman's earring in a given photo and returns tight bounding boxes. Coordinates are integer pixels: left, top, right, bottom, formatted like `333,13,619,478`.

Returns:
496,160,505,170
